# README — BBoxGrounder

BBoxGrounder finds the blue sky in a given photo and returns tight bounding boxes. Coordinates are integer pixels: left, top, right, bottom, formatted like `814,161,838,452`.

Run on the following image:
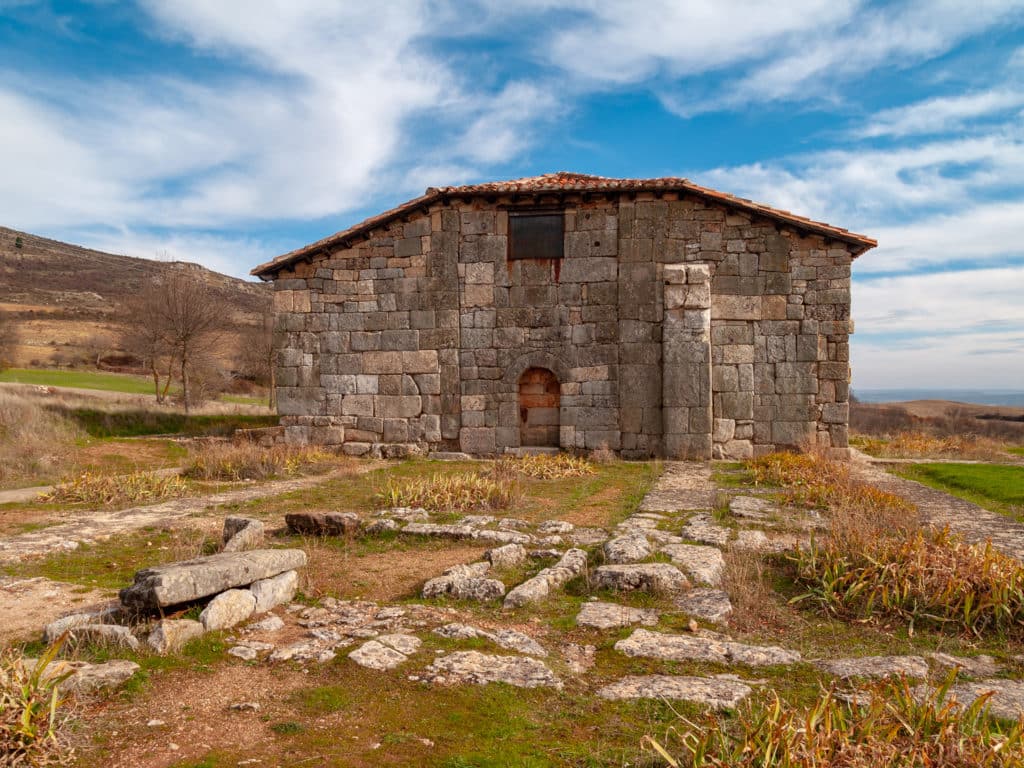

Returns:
1,0,1023,390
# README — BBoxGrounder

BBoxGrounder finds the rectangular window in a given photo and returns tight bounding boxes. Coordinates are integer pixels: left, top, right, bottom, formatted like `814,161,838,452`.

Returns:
508,211,564,260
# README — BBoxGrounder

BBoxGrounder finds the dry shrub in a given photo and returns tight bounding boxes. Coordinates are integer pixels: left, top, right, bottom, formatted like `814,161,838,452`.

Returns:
719,546,781,632
657,674,1024,768
40,471,187,507
375,464,521,513
0,392,80,487
184,442,334,481
501,453,597,479
858,431,1005,461
0,644,73,766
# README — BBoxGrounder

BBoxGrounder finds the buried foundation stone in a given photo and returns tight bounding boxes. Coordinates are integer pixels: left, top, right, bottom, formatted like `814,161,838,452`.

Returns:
486,543,528,570
285,512,359,536
616,628,801,667
659,543,725,586
120,549,307,610
25,658,141,693
433,623,547,657
503,548,588,609
576,601,659,630
422,562,505,602
591,563,690,594
603,534,653,564
426,651,561,689
814,655,929,680
675,588,733,624
597,675,753,708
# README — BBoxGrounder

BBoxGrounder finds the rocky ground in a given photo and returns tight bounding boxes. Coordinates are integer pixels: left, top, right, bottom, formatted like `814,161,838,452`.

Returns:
5,456,1024,767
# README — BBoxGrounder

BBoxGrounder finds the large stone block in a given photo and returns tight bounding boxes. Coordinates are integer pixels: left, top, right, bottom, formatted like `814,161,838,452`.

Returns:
460,427,496,455
711,295,761,320
121,550,307,611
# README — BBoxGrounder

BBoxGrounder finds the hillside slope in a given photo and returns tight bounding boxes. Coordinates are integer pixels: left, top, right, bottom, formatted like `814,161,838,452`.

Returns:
0,226,269,368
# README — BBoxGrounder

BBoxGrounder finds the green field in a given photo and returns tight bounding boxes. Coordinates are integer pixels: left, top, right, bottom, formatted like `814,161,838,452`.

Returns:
896,462,1024,520
1010,447,1024,457
0,367,161,394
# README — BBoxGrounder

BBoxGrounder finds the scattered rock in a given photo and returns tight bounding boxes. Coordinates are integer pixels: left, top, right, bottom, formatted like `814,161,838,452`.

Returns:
120,549,307,610
222,517,265,553
728,496,777,521
402,522,478,540
230,701,260,712
474,529,534,545
576,601,659,630
19,658,140,693
426,651,561,689
364,518,400,534
660,543,726,586
616,629,801,667
228,645,258,661
376,507,429,521
815,655,929,679
675,588,733,624
928,653,1001,678
562,643,596,674
528,549,563,561
251,570,298,614
349,640,410,670
422,562,506,601
939,679,1024,720
376,633,422,655
603,534,653,564
591,563,690,594
247,615,285,633
569,528,610,547
44,605,121,644
147,619,205,654
200,589,257,631
597,675,752,708
285,512,359,536
486,543,528,570
504,548,588,609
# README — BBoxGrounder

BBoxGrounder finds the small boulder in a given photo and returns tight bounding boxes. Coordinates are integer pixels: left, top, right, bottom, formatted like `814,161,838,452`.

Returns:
349,640,409,670
592,563,690,595
222,517,265,552
200,589,257,631
147,619,205,654
67,624,140,651
603,534,653,564
251,570,298,614
675,588,733,624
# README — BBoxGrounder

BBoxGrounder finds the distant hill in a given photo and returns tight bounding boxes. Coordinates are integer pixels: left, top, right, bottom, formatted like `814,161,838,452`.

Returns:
0,226,269,369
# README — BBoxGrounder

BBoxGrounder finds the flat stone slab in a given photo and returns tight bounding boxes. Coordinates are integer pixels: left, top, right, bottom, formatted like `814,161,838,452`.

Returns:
681,514,731,546
928,652,1001,678
426,651,561,689
569,528,610,547
422,561,505,601
349,633,422,670
728,496,777,520
815,655,929,679
660,543,725,586
486,543,528,570
943,679,1024,720
592,563,690,594
433,623,547,657
675,588,733,624
21,657,140,693
120,549,307,610
639,462,715,512
597,675,752,708
576,601,659,630
616,628,801,667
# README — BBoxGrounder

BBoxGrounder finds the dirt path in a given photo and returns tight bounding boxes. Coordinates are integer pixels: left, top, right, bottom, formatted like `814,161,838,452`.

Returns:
854,460,1024,561
0,577,115,647
0,468,371,564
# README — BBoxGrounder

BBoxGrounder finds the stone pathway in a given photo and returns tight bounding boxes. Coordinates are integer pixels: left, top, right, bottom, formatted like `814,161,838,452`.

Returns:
0,470,358,564
854,461,1024,560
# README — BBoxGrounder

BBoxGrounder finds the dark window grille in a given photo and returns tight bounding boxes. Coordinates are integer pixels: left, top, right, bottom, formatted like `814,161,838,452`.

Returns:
508,212,564,260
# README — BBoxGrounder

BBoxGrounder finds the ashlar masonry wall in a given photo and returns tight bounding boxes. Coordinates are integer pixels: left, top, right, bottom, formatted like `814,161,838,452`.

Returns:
269,190,854,460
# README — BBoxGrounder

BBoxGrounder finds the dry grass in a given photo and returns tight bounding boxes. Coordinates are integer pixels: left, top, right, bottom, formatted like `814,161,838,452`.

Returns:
39,471,187,507
720,545,782,632
184,442,335,481
657,674,1024,768
500,453,597,479
0,391,80,488
857,431,1007,461
375,462,521,513
0,644,73,766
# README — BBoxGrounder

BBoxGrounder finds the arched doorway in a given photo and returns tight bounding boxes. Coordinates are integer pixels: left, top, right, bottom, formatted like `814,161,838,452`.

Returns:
518,367,560,447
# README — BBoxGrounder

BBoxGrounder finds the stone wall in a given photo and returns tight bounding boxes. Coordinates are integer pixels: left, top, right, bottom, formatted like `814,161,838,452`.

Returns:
268,190,854,459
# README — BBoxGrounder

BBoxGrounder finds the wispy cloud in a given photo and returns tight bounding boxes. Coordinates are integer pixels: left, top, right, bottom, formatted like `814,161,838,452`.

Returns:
856,89,1024,138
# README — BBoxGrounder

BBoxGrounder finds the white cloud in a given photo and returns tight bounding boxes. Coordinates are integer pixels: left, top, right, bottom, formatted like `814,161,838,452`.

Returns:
856,89,1024,138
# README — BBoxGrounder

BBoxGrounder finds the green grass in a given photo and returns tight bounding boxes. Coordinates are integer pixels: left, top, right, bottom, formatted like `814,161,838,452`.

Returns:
0,367,162,394
55,408,277,438
1009,447,1024,457
895,462,1024,520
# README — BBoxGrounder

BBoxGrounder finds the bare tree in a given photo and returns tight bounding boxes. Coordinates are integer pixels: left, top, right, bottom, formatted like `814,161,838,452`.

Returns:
121,269,225,412
238,309,276,409
0,312,18,371
122,284,175,403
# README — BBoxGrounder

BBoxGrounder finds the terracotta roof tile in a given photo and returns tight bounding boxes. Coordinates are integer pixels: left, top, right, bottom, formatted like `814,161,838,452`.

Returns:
252,172,876,277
